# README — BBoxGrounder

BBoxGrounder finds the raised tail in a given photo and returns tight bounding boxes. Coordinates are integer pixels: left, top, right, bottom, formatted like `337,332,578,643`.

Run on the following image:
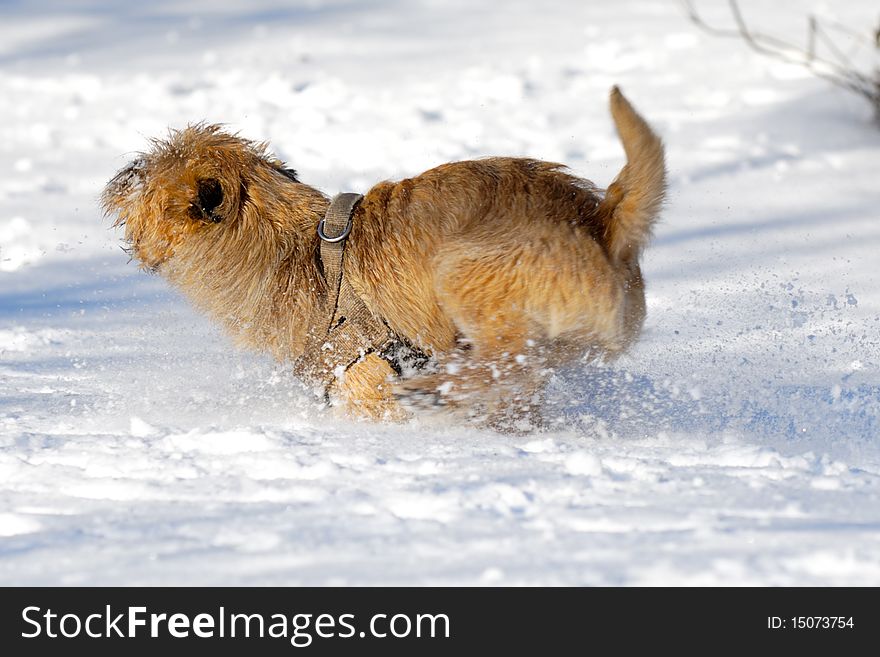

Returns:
599,86,666,264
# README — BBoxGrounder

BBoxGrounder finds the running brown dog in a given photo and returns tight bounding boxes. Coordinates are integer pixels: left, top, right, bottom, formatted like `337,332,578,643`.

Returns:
102,87,665,429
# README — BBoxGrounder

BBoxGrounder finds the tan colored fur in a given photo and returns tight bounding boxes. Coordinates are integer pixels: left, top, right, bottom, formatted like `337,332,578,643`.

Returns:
102,86,665,429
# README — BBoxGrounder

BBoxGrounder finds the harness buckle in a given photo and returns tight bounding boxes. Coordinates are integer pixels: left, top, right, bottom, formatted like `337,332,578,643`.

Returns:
317,216,353,243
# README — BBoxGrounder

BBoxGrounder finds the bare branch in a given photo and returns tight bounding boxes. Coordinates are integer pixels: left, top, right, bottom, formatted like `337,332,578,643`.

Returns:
682,0,880,109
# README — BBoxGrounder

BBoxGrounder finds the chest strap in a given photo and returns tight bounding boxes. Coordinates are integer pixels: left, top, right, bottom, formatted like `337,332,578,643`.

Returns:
301,193,397,391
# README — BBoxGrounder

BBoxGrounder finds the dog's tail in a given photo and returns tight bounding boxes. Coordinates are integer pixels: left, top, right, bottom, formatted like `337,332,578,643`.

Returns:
598,86,666,264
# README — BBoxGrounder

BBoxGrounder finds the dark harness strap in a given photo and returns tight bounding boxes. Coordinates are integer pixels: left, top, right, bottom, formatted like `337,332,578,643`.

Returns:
300,193,397,391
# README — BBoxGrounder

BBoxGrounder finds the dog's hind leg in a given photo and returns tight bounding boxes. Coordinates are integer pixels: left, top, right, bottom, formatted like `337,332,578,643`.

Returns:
394,221,633,431
393,245,574,429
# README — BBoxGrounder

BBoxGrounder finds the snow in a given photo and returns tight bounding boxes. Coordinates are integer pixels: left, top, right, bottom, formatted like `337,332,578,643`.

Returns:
2,0,880,585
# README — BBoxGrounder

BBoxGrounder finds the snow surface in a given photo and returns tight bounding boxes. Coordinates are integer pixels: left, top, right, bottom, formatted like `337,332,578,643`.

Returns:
1,0,880,585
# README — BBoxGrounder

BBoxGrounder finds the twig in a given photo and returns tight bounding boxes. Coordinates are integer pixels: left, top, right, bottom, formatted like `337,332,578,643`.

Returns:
682,0,880,108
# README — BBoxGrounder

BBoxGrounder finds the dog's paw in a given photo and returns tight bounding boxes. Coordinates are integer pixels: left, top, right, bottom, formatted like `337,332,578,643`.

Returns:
393,378,454,411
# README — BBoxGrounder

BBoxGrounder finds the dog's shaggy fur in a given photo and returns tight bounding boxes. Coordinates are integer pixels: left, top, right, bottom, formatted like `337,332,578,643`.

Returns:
102,86,665,429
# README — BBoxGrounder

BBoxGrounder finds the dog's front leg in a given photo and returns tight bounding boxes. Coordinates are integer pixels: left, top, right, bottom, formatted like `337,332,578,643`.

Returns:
330,353,407,421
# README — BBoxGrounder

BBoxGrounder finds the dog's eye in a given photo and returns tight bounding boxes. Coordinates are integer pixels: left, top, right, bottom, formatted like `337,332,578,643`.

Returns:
197,178,223,221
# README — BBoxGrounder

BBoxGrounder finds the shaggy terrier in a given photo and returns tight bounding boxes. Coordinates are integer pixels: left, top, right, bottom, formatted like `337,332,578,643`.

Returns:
103,87,665,430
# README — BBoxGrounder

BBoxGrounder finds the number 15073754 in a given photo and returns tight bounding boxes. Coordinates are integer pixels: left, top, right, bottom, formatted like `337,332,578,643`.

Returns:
768,617,854,630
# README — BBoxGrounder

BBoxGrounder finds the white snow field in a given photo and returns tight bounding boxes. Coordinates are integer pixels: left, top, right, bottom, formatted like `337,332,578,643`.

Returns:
1,0,879,585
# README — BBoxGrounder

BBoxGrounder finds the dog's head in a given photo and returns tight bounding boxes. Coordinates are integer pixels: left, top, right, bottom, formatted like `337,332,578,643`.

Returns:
102,124,302,271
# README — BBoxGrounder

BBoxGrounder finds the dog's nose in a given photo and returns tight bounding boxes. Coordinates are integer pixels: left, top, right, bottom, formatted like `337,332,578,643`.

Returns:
103,158,145,207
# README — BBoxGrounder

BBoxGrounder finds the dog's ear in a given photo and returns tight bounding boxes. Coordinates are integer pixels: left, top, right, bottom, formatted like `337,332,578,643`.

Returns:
277,167,299,182
189,177,225,223
269,158,299,183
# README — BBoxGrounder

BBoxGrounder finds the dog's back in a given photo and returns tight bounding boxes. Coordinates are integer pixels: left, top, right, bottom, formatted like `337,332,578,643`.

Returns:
352,86,665,350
